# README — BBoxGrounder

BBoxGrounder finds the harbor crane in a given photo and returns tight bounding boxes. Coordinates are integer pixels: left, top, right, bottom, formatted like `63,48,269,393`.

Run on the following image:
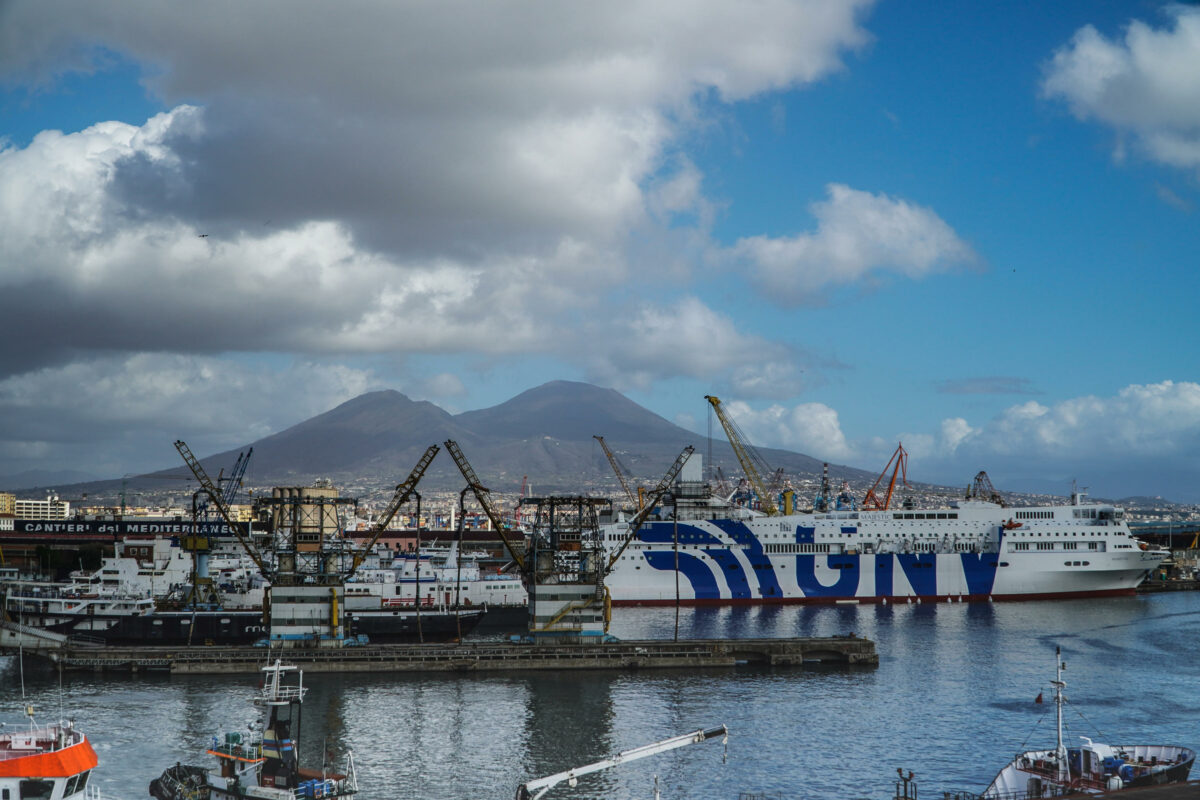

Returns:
515,725,728,800
443,440,529,573
444,439,693,638
862,442,908,511
175,440,271,578
220,448,253,506
966,470,1005,506
705,395,778,515
605,445,694,571
344,444,440,580
176,439,438,585
593,435,639,509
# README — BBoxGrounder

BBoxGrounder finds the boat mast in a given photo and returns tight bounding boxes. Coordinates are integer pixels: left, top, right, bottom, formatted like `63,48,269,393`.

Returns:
1053,647,1068,783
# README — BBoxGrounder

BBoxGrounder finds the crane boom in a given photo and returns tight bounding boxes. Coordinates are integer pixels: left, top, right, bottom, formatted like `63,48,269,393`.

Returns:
704,395,777,515
862,442,908,511
593,435,638,508
221,448,253,506
345,444,440,579
516,725,728,800
174,440,271,577
606,445,694,571
443,440,527,572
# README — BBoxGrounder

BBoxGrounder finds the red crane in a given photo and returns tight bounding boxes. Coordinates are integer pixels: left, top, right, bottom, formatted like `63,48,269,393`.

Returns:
862,442,908,511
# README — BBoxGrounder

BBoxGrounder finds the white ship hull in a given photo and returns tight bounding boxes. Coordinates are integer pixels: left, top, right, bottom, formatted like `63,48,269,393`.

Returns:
602,500,1166,605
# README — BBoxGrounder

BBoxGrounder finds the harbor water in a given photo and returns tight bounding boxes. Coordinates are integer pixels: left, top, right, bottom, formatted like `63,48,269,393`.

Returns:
4,592,1199,800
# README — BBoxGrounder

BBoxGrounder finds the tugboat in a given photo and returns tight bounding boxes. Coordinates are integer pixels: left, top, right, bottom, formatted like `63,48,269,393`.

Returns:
149,660,359,800
967,647,1193,798
0,706,99,800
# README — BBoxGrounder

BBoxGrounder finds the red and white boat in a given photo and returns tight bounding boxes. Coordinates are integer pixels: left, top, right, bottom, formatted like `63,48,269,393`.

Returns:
0,709,100,800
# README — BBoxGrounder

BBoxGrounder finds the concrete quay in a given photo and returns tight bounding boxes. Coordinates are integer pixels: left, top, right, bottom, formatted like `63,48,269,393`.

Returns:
19,635,878,675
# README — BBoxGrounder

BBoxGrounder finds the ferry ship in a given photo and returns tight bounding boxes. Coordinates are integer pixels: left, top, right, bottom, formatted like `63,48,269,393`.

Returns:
601,469,1168,605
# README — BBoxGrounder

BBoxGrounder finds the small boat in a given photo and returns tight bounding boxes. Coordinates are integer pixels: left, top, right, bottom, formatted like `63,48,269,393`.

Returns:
967,648,1193,798
0,707,99,800
149,660,359,800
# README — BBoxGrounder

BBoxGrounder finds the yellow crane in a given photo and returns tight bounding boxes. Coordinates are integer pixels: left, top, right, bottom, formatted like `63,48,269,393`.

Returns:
593,435,639,509
704,395,778,516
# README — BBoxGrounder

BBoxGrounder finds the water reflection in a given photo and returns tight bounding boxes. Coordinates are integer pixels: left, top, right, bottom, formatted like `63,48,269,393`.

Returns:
3,593,1200,800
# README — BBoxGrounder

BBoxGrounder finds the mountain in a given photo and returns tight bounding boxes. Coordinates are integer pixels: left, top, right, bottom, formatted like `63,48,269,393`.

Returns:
0,468,101,492
69,381,877,499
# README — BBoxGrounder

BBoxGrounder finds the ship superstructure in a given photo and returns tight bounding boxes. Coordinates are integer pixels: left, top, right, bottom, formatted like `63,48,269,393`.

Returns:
0,711,99,800
601,461,1167,604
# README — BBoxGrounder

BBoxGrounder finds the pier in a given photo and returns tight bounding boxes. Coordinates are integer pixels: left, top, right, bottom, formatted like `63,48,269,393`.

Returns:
0,622,876,674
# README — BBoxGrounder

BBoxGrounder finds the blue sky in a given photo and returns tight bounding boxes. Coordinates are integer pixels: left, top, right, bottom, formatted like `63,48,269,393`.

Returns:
1,1,1198,501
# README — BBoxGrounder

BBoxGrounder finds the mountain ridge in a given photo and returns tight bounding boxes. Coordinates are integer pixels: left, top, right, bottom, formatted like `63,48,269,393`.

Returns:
31,381,875,499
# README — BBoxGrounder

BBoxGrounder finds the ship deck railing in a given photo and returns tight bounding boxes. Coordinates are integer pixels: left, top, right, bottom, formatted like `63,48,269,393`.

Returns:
207,742,264,762
946,786,1078,800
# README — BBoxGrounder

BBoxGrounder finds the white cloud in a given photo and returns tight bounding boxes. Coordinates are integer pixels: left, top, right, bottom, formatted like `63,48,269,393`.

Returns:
0,2,876,395
730,184,976,304
905,381,1200,500
721,399,853,461
705,382,1200,501
582,296,804,395
1042,8,1200,172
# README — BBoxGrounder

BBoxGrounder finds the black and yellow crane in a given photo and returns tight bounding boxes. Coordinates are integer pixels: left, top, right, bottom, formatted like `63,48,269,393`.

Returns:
345,444,440,580
705,395,778,515
175,440,272,579
604,445,695,572
593,434,639,509
444,438,693,639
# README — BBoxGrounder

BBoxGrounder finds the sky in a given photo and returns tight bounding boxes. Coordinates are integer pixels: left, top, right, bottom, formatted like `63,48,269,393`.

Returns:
1,1,1199,502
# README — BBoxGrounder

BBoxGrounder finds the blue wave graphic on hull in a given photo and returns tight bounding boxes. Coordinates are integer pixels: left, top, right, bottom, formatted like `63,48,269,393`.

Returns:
636,523,1001,599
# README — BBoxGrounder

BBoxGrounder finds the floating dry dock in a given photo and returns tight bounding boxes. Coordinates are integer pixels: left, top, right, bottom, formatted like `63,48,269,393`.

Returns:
8,634,876,675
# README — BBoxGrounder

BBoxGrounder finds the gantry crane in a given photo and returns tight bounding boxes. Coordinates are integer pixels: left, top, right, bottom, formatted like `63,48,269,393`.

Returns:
443,440,528,573
345,444,439,580
593,435,638,509
965,470,1005,506
704,395,778,515
175,440,271,578
862,442,909,511
605,445,694,571
445,439,693,638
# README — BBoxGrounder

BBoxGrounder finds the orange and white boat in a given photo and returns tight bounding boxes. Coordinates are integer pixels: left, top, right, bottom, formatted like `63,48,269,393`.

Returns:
0,708,99,800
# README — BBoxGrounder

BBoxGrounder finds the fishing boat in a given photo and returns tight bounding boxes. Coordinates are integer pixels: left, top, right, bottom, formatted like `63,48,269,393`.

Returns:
961,648,1193,798
149,660,359,800
0,708,99,800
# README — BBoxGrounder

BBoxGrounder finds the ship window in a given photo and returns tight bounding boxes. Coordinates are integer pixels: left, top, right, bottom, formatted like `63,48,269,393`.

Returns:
19,781,54,800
